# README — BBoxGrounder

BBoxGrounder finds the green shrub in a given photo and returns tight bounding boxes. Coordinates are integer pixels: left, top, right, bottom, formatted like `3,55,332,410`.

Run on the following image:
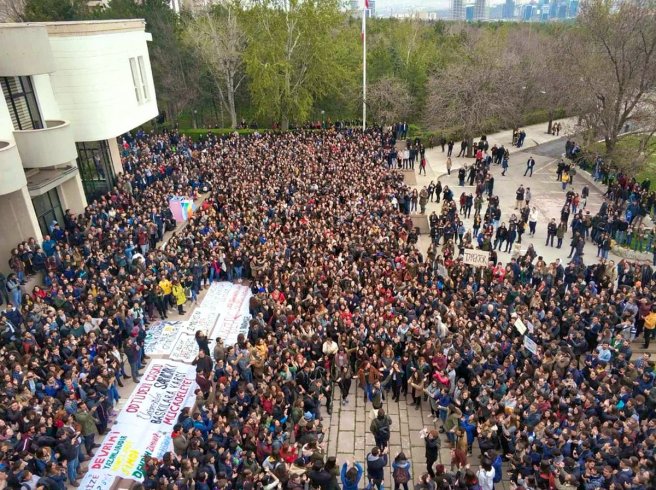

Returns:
179,128,262,141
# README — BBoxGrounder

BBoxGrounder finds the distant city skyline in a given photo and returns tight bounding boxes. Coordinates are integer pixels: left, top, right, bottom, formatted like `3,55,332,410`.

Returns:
371,0,506,15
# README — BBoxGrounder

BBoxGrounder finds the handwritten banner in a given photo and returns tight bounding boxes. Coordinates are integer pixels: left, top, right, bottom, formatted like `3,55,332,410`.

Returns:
187,307,220,337
78,472,116,490
210,283,252,346
463,248,490,266
117,360,196,429
169,332,199,363
144,320,188,356
88,429,172,479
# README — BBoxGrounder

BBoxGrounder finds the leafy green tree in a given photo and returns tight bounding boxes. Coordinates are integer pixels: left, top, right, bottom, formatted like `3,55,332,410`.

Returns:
21,0,87,21
242,0,347,130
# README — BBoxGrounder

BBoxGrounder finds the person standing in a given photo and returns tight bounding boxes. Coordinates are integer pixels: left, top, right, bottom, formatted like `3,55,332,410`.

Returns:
341,460,364,490
528,206,539,236
515,185,525,210
501,156,509,175
421,428,440,479
447,140,454,157
5,273,21,307
419,188,429,214
524,156,535,177
476,457,496,490
556,222,567,249
370,408,392,450
392,453,412,490
125,337,141,383
642,306,656,349
546,219,557,247
336,364,353,405
446,157,452,175
366,446,388,490
172,279,187,315
74,403,99,457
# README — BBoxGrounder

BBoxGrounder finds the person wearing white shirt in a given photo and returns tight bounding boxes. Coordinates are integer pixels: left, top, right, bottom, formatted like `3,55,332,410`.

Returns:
476,459,495,490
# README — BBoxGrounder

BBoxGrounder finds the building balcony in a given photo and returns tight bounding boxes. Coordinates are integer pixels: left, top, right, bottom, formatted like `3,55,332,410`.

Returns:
13,120,78,169
0,141,27,195
0,25,55,76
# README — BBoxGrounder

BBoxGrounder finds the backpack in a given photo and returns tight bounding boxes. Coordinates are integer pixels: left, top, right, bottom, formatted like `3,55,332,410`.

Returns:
393,465,409,484
376,421,390,440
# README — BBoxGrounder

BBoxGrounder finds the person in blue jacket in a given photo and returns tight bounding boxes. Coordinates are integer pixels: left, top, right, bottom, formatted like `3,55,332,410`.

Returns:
366,446,389,490
341,460,364,490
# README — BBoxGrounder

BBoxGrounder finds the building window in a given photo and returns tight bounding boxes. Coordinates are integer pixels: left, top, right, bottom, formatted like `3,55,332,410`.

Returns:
76,140,115,201
129,56,150,104
1,76,43,131
32,188,65,236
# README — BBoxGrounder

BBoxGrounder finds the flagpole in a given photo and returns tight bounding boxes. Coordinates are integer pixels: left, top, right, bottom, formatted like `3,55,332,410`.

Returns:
362,2,367,131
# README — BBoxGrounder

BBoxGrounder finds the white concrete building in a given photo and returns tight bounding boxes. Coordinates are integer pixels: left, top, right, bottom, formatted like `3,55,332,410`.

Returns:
0,20,158,269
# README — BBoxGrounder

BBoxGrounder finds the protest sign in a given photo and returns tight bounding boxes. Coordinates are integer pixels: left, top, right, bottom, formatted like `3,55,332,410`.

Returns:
78,472,116,490
523,336,538,355
463,249,490,266
144,320,187,356
168,196,195,222
186,307,219,337
87,428,172,479
169,332,199,363
210,283,252,346
200,282,234,315
514,318,527,335
117,360,196,429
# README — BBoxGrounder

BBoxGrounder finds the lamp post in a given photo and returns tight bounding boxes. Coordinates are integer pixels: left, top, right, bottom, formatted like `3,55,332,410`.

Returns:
321,110,325,129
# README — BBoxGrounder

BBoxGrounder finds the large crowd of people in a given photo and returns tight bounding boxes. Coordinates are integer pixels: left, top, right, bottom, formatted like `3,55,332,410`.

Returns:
0,126,655,490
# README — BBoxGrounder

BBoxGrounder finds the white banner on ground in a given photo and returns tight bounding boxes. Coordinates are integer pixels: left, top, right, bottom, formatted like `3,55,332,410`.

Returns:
201,282,234,315
172,283,252,362
186,307,220,337
463,249,490,266
144,320,188,356
78,472,116,490
117,360,197,429
210,284,252,346
169,331,199,363
87,428,172,479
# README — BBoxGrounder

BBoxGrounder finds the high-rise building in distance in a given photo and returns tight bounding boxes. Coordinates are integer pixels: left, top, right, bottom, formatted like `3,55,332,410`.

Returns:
452,0,465,19
474,0,488,19
502,0,516,19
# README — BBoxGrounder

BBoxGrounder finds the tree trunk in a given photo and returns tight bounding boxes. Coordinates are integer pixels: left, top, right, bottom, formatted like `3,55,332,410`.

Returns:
281,115,289,131
605,136,616,154
547,111,553,134
466,137,474,158
228,91,237,129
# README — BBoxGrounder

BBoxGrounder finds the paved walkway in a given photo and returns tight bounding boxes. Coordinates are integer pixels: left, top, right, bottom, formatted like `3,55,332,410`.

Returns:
411,118,625,265
323,381,509,488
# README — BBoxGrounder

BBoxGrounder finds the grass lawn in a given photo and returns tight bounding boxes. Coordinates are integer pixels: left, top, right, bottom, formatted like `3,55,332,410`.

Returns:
588,135,656,183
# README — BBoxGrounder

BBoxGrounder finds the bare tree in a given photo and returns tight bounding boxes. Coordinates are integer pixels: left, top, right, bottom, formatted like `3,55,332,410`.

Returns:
184,3,246,128
424,37,520,155
0,0,26,21
367,76,413,125
504,25,572,134
564,0,656,156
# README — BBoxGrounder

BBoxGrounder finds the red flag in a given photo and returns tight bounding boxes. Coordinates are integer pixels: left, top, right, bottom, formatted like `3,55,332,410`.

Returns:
364,0,370,7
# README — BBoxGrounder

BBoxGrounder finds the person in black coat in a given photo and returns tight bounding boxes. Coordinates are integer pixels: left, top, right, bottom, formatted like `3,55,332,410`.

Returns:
422,429,440,478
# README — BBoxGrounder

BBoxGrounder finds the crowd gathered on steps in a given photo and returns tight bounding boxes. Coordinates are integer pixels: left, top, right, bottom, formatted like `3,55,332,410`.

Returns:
0,127,654,490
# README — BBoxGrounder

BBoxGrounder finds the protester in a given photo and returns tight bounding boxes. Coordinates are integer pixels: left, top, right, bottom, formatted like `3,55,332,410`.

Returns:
0,126,655,490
